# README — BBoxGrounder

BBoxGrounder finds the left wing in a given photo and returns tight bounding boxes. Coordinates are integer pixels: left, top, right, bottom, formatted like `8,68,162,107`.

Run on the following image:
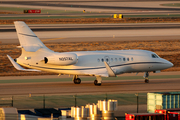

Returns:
7,55,41,71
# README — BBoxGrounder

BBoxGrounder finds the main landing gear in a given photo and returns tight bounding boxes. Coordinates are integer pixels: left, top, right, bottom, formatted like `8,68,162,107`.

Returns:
144,72,149,83
73,75,81,84
73,75,102,86
94,76,102,86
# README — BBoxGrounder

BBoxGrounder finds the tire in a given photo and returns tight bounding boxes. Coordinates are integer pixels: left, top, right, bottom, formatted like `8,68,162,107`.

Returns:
77,78,81,84
94,80,101,86
74,78,81,84
145,79,149,83
94,80,98,85
73,79,77,84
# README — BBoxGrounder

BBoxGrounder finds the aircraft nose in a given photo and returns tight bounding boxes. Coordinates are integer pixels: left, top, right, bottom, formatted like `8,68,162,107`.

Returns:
166,60,173,68
169,61,174,67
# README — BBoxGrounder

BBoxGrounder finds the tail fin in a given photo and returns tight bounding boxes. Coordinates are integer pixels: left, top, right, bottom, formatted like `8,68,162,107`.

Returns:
14,21,50,52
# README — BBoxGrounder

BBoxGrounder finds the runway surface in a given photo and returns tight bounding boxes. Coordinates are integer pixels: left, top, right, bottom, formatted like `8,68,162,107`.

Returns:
1,23,180,43
1,23,180,32
1,0,180,12
1,0,180,18
0,78,179,95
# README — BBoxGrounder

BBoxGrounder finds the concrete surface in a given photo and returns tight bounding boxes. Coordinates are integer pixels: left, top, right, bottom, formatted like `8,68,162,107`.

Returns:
1,23,180,43
0,78,179,95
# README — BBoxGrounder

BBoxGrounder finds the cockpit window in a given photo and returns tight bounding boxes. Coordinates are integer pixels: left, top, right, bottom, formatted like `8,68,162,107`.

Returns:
151,54,159,58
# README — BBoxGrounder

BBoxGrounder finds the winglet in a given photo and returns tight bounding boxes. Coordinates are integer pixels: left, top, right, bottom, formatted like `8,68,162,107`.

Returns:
104,61,116,77
7,55,40,72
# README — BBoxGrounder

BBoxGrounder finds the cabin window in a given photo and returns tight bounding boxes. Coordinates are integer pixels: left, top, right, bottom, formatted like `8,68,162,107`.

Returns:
101,58,104,62
119,58,121,61
123,58,126,61
152,54,159,58
115,58,117,62
111,58,113,62
131,57,133,61
106,58,109,62
97,59,100,62
127,58,129,61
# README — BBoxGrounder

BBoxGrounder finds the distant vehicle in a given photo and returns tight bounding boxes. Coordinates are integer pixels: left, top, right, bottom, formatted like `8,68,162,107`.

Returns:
7,21,173,86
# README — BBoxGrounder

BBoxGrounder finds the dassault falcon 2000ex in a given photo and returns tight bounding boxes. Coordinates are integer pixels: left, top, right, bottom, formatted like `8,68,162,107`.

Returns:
7,21,173,86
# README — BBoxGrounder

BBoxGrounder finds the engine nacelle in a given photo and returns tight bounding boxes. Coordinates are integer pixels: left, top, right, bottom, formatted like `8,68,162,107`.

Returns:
44,53,78,66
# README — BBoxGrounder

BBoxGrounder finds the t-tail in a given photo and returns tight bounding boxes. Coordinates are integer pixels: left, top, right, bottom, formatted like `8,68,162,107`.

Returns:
7,21,78,71
7,21,53,71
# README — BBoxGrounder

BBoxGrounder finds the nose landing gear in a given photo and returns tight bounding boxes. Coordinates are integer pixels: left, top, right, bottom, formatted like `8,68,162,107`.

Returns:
145,78,149,83
144,72,149,83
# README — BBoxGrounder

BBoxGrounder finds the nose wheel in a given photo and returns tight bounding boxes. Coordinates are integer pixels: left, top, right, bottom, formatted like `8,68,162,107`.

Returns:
145,78,149,83
144,72,149,83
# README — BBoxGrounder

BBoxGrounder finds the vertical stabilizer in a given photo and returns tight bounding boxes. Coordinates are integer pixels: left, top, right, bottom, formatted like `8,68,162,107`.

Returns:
14,21,50,52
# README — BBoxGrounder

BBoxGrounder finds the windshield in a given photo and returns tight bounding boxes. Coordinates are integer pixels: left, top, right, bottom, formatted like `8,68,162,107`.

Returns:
151,54,159,58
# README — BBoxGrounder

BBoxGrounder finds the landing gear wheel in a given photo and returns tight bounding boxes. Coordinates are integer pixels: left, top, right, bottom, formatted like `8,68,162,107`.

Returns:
94,80,101,86
145,79,149,83
144,72,149,83
74,78,81,84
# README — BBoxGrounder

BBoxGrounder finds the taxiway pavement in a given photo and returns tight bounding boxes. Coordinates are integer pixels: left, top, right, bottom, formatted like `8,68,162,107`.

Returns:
1,0,180,14
0,78,179,95
1,23,180,43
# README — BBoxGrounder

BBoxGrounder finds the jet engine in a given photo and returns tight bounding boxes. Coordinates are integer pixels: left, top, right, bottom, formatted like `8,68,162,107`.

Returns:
44,53,78,66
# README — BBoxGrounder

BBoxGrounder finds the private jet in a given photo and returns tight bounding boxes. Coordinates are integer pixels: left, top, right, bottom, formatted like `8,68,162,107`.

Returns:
7,21,173,86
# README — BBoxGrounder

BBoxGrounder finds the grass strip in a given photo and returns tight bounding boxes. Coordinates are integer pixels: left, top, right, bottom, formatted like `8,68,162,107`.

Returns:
161,3,180,7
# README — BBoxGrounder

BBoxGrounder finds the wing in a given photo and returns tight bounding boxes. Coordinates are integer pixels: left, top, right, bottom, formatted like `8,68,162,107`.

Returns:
7,55,41,72
84,61,117,77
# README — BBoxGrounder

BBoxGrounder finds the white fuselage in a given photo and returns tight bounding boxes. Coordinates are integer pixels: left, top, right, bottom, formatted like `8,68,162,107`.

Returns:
16,49,173,77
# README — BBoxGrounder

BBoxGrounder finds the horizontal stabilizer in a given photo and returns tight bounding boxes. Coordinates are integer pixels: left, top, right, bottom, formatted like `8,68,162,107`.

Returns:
7,55,40,72
104,61,116,77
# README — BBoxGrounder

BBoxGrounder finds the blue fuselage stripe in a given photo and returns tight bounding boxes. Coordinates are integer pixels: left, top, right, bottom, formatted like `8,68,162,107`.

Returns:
25,62,165,71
